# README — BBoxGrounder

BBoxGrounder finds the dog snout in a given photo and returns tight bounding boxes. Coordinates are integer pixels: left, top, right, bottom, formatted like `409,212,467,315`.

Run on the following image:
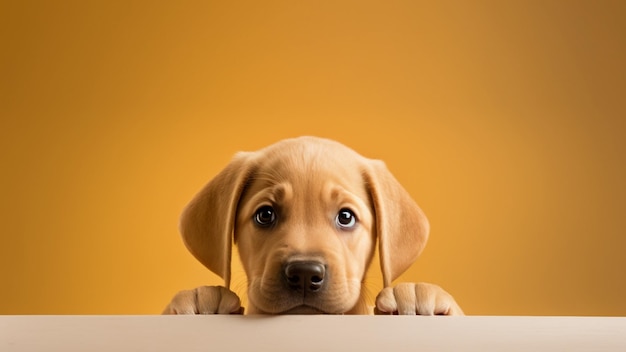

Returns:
283,261,326,292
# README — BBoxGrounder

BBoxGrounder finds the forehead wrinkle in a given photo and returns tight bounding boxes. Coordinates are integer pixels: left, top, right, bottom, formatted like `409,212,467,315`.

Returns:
242,162,292,201
271,183,287,203
329,185,368,208
330,186,340,202
246,181,289,205
253,168,288,186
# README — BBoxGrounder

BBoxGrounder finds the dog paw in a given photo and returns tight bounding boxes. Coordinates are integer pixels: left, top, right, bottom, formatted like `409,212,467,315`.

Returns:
374,282,464,316
163,285,243,314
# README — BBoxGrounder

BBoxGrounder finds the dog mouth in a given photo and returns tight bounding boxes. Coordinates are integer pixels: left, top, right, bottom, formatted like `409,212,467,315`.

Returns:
281,305,328,314
250,295,352,315
246,263,362,314
247,274,362,314
247,292,334,314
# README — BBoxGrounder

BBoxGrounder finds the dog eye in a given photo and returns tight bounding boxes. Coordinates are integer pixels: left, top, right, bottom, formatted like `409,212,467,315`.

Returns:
254,206,276,227
335,208,357,229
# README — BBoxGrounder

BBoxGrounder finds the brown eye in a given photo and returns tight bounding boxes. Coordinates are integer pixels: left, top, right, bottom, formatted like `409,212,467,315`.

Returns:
254,206,276,227
335,208,357,229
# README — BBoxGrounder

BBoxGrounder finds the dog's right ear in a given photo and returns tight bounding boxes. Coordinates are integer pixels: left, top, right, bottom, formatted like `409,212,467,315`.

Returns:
179,152,256,288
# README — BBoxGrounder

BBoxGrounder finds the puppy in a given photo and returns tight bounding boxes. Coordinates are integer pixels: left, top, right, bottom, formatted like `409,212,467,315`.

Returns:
164,136,462,315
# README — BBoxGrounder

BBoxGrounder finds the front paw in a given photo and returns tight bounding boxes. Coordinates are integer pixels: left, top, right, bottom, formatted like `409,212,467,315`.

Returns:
163,285,243,314
374,282,464,316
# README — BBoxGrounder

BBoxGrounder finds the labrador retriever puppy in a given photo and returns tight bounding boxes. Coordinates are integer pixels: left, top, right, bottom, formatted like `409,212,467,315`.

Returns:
164,136,462,315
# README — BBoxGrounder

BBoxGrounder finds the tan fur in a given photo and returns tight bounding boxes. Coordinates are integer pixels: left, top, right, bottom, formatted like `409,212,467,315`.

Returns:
163,137,462,315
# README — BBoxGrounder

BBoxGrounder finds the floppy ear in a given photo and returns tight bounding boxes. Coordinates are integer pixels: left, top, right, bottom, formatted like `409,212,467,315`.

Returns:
364,160,430,288
179,152,256,289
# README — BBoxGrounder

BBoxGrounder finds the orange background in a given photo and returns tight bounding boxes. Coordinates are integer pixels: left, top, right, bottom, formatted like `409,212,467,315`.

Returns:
1,1,624,315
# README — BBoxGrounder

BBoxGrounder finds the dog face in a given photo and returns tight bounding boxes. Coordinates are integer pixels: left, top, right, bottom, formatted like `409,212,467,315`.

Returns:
235,142,376,313
180,137,429,314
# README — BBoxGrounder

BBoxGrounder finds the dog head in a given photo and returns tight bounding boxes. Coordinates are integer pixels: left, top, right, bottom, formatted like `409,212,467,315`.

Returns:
180,136,429,313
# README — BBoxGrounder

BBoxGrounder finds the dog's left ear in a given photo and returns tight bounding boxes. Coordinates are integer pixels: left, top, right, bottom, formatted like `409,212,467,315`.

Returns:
363,160,430,287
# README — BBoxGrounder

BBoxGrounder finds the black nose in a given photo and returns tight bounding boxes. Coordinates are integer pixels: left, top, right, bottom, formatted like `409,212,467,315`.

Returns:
283,261,326,292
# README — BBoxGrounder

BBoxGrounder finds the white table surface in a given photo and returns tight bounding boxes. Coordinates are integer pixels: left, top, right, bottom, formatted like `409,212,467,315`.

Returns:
2,315,625,351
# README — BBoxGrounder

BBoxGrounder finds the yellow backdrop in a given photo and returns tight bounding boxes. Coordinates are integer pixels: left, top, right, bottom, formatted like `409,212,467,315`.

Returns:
1,1,624,315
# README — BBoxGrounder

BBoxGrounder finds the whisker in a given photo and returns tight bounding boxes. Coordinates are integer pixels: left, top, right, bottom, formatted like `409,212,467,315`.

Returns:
361,274,384,308
230,268,249,309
